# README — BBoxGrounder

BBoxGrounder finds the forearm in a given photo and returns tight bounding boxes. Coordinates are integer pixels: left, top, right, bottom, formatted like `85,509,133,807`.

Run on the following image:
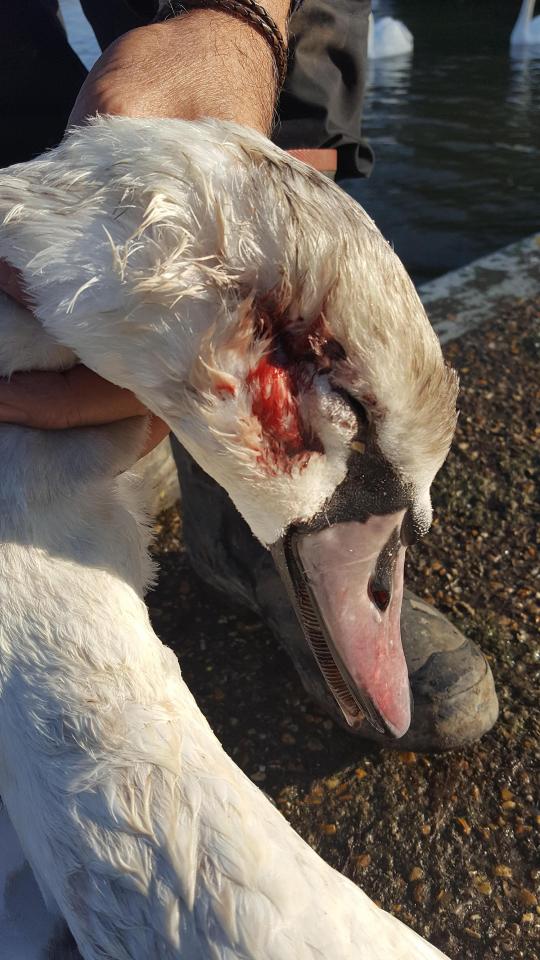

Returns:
70,4,293,134
150,7,289,132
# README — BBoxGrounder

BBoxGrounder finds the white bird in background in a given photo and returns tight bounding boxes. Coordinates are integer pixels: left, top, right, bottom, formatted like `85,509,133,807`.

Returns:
510,0,540,46
0,117,457,959
368,12,414,59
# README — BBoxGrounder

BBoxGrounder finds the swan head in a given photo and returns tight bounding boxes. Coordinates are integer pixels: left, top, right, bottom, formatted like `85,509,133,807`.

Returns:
134,126,457,738
178,259,457,740
0,116,458,739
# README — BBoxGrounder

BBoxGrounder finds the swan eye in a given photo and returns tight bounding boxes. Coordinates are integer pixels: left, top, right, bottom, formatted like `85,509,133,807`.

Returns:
323,338,346,362
340,392,369,432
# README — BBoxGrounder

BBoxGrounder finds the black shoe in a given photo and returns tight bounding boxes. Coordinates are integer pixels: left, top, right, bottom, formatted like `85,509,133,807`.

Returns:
172,441,499,752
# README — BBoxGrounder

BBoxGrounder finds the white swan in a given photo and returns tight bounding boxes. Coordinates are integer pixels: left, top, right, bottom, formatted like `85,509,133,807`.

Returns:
0,117,457,959
368,13,413,59
510,0,540,46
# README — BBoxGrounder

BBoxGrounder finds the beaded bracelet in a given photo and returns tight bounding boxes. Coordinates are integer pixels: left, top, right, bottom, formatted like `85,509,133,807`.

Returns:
155,0,289,89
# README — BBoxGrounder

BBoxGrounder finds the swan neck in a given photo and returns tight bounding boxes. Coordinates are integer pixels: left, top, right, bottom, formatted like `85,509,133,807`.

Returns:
517,0,535,26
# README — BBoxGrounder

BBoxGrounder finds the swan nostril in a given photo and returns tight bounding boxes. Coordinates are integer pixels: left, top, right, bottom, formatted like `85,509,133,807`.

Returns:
401,507,430,547
400,511,417,547
368,579,391,612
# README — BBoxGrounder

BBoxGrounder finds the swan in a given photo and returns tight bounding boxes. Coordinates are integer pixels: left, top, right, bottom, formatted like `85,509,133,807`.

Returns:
368,13,413,59
510,0,540,46
0,116,457,959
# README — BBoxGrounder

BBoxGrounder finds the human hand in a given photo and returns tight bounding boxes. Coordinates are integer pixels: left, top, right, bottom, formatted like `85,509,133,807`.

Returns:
0,261,168,457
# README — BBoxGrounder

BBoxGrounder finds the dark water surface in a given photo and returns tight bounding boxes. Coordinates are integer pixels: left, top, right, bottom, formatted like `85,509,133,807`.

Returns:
60,0,540,284
348,0,540,283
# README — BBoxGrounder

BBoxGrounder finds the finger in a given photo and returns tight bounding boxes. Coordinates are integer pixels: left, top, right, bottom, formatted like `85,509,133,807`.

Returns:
0,365,148,430
0,260,32,308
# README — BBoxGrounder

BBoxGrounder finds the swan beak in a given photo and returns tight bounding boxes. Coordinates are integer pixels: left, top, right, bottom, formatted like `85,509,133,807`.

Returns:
271,512,411,738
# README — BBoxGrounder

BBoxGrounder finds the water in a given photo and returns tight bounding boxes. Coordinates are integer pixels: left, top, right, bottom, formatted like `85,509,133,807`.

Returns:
59,0,540,284
58,0,100,70
350,0,540,282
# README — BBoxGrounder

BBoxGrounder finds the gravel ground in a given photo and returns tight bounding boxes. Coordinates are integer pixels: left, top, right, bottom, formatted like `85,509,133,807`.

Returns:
147,298,539,960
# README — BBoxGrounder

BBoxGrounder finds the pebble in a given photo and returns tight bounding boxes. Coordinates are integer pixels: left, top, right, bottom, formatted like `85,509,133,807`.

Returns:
321,823,337,835
518,889,537,908
473,878,493,895
413,882,427,904
325,777,341,789
356,853,371,868
399,752,417,764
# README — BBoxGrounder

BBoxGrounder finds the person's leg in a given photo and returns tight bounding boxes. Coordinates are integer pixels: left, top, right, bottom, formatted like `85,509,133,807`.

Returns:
79,0,147,51
0,1,88,168
0,0,154,171
274,0,374,179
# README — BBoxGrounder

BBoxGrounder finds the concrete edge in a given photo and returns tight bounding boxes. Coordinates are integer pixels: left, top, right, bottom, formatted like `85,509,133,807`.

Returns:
418,233,540,343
